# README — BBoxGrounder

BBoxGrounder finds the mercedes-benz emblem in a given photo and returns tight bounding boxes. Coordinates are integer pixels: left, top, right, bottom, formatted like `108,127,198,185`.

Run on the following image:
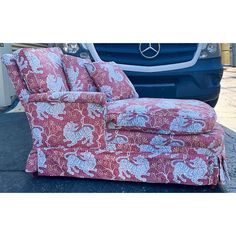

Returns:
139,43,160,59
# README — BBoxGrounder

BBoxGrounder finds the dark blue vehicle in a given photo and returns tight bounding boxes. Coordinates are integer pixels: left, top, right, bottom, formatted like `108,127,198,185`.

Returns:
59,43,223,107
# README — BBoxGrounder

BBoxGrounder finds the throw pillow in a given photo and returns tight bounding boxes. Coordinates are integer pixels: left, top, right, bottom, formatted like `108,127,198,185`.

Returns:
62,54,97,92
14,47,69,93
85,61,139,101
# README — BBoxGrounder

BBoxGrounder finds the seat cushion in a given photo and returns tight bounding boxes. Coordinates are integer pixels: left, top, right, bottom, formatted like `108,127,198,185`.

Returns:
106,98,217,134
84,61,139,102
62,54,97,92
14,47,69,93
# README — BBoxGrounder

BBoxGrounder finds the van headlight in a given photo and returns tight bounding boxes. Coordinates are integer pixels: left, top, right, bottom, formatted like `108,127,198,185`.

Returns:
199,43,221,59
63,43,80,54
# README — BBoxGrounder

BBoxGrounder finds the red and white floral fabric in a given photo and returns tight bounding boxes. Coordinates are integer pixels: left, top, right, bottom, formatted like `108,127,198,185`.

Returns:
14,47,69,93
106,98,216,134
62,54,97,92
105,123,224,152
26,139,225,185
1,50,229,186
25,91,107,150
85,61,139,101
1,54,29,106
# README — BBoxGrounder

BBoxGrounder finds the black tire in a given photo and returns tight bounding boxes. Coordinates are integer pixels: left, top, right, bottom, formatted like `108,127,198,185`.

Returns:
206,97,219,108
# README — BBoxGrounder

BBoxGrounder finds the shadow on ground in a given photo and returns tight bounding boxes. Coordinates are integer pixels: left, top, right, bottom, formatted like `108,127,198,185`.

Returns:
0,111,230,193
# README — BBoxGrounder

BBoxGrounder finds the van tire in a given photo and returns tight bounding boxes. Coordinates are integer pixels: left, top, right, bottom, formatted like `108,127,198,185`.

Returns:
206,97,219,108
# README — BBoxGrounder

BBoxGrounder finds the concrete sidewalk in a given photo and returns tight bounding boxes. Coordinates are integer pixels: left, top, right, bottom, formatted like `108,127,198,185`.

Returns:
215,68,236,192
0,69,235,192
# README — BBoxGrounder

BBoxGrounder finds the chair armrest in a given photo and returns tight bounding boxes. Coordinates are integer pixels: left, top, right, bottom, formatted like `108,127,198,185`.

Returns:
24,91,107,150
28,91,107,105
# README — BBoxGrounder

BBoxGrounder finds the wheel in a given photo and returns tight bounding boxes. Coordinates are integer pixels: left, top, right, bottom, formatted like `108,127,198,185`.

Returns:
206,97,219,108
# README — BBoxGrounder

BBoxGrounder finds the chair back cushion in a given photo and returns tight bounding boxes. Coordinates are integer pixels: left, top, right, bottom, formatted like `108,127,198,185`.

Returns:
14,47,69,93
85,61,139,102
62,54,97,92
